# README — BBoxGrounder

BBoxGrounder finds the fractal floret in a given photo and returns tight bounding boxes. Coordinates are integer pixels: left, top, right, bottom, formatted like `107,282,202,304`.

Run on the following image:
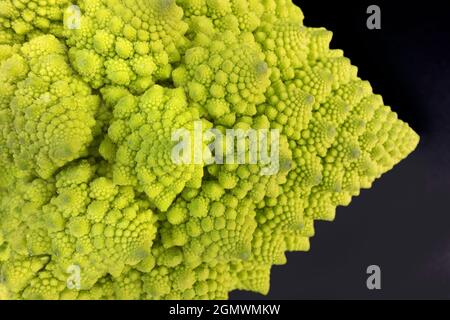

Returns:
0,0,419,299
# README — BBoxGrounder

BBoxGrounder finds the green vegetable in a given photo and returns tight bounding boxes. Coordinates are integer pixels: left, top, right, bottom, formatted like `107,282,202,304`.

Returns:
0,0,419,299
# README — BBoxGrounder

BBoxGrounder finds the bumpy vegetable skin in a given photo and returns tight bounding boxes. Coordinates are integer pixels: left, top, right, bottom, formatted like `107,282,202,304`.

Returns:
0,0,419,299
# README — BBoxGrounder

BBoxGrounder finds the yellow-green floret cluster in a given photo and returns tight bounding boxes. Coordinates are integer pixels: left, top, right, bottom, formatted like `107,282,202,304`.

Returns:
0,0,419,299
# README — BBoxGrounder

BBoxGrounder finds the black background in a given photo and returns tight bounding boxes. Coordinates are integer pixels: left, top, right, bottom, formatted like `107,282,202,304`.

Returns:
231,0,450,299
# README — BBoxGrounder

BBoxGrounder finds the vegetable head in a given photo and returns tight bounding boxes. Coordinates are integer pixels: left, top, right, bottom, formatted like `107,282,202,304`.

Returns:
0,0,419,299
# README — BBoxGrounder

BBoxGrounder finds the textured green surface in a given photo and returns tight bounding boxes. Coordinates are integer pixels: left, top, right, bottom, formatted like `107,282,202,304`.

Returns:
0,0,419,299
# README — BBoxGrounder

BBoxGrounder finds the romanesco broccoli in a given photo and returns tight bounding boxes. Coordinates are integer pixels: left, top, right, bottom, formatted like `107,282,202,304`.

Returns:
0,0,419,300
